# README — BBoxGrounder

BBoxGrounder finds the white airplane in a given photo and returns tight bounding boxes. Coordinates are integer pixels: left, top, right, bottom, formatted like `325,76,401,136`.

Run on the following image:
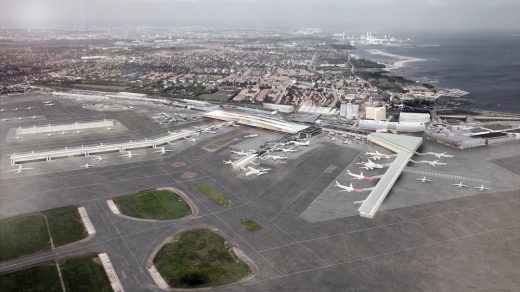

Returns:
60,131,67,135
7,164,33,173
31,116,37,119
222,160,234,165
45,132,55,137
327,135,336,141
452,182,469,188
44,103,55,106
334,181,360,193
12,107,21,111
120,151,141,158
263,155,287,161
244,134,258,138
186,137,199,142
343,139,352,144
475,185,490,191
154,147,174,154
74,130,84,134
106,127,113,131
417,177,432,183
290,140,310,146
42,100,53,104
279,147,298,153
366,151,390,159
80,163,94,169
14,135,20,139
346,170,366,180
431,152,454,158
25,106,35,110
427,160,447,166
245,166,270,176
0,108,5,112
358,159,384,170
353,200,365,206
91,155,105,161
201,129,217,134
231,150,249,156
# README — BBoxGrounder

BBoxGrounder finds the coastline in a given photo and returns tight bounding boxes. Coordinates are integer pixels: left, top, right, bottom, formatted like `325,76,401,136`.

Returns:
365,49,426,70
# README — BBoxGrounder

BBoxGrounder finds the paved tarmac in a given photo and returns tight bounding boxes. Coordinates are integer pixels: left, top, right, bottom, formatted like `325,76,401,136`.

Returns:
1,95,519,291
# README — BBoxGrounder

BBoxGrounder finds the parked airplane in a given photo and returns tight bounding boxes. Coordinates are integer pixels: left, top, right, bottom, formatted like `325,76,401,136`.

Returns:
475,185,490,191
60,131,67,135
44,103,55,106
279,147,298,153
290,140,310,146
453,182,469,188
91,155,105,161
201,129,217,134
106,127,113,131
42,100,53,104
262,155,287,161
334,181,361,192
25,106,35,110
366,151,391,159
7,164,33,173
427,160,447,166
353,200,365,205
417,177,432,183
186,137,199,142
45,132,55,137
327,135,336,141
154,147,174,154
245,166,270,176
0,108,5,112
80,163,94,169
12,107,21,111
222,160,234,165
74,130,84,134
431,152,454,158
358,159,384,170
120,151,140,158
244,134,258,138
231,150,249,156
346,170,366,180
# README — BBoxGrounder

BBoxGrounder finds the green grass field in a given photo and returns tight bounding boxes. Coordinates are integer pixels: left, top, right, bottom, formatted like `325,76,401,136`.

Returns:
196,91,232,102
0,255,112,292
71,83,127,91
0,207,88,261
154,228,251,288
45,207,88,246
60,256,112,292
194,183,231,207
0,263,62,292
240,218,262,232
0,214,51,261
113,189,192,220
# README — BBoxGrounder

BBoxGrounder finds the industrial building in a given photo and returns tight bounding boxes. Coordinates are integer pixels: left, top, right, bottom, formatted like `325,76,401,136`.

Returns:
365,106,386,120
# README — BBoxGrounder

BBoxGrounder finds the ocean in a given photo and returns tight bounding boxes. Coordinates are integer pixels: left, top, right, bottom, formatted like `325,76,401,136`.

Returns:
355,32,520,114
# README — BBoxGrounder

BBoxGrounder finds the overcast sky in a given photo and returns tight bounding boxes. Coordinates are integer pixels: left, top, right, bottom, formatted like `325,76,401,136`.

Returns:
1,0,519,32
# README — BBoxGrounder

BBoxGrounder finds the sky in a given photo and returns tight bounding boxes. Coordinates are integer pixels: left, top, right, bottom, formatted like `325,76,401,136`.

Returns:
1,0,519,32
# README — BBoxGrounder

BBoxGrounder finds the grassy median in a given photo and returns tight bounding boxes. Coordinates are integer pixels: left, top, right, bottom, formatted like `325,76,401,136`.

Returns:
154,228,251,288
0,207,88,261
113,189,192,220
0,255,111,292
194,183,231,207
240,218,262,232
